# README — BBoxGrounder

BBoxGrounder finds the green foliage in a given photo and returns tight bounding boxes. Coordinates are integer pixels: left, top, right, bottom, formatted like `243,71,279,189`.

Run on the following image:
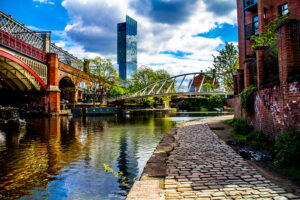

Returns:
208,95,224,110
130,66,171,93
200,107,208,112
107,85,130,97
103,164,136,188
89,56,119,86
210,43,239,92
274,130,300,168
201,83,214,92
240,85,257,115
230,118,272,149
223,119,235,126
232,118,253,136
178,95,225,111
251,13,289,48
156,96,172,104
137,97,155,107
279,167,300,182
184,97,209,107
246,129,271,149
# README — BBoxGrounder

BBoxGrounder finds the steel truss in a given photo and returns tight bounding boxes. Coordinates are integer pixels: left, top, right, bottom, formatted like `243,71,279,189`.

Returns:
111,72,232,101
0,11,80,66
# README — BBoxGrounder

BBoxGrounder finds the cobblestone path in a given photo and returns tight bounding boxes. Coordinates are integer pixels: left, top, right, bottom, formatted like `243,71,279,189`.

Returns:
164,120,300,200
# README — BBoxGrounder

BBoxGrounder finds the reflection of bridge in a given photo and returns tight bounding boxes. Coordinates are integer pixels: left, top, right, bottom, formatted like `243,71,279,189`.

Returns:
0,11,93,113
110,72,232,101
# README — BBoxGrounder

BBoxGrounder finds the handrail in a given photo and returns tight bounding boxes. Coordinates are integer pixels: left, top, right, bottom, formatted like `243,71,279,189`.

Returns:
0,29,47,62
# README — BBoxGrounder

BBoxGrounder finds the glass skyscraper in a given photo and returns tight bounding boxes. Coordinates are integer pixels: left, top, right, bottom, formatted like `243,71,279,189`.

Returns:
117,15,137,81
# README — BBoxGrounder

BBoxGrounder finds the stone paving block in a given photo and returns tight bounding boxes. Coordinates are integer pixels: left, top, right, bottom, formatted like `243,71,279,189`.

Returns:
160,119,300,200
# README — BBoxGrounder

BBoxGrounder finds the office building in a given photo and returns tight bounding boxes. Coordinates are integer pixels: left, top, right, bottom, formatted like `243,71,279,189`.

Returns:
117,15,137,81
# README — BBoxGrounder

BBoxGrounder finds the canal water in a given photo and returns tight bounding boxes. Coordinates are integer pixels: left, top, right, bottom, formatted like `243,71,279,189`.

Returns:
0,112,229,200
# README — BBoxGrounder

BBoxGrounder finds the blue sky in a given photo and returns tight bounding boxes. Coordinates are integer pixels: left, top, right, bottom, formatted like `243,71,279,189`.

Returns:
0,0,238,75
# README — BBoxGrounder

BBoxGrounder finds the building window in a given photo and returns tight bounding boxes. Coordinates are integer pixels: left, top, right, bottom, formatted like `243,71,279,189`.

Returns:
253,16,259,35
264,8,267,19
279,3,288,15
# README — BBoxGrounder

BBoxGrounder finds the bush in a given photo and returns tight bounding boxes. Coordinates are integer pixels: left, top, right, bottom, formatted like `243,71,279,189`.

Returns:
246,129,272,149
208,95,224,110
240,85,257,115
184,97,209,108
224,119,235,126
137,97,155,108
274,130,300,168
233,118,253,136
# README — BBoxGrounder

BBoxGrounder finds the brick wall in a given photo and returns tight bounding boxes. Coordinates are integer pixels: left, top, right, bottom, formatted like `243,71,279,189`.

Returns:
231,81,299,139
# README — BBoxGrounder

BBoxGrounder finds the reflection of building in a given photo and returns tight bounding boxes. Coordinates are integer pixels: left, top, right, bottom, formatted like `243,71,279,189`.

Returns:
117,15,137,81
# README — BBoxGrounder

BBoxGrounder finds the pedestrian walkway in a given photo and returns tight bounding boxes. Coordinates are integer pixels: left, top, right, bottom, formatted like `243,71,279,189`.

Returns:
164,120,300,200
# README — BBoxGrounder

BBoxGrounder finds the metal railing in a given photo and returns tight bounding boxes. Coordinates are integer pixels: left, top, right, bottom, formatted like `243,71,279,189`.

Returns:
244,0,257,8
50,44,80,66
0,11,80,66
109,72,231,101
0,29,47,62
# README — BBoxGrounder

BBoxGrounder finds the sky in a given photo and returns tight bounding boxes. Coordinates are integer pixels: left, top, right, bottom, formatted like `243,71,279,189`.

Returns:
0,0,238,76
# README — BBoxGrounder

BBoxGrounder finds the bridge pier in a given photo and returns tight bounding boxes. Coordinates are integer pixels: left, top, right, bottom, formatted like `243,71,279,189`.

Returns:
46,53,60,114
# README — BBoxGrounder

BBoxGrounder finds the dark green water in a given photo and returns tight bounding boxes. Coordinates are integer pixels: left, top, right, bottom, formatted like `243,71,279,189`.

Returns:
0,112,229,200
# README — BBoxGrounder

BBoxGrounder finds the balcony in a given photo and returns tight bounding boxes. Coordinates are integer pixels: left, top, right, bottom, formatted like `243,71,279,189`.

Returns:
245,22,259,39
244,0,257,11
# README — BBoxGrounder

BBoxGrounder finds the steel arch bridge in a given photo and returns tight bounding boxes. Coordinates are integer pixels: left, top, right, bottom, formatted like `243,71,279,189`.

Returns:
110,72,233,101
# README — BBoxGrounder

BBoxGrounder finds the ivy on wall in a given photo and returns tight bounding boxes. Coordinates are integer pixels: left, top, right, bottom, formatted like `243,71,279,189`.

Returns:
240,85,257,115
251,13,289,49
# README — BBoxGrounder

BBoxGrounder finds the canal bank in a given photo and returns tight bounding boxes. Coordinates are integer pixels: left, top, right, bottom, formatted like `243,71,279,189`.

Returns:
127,115,300,200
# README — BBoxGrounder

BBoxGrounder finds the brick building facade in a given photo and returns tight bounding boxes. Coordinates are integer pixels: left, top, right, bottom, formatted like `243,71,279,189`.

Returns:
231,0,300,139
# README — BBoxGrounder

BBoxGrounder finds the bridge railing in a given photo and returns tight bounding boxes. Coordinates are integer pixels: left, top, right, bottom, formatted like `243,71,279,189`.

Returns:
0,29,47,62
109,72,233,101
0,11,80,66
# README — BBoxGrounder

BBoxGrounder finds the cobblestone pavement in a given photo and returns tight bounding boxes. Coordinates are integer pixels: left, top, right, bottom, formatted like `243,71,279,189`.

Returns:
164,119,300,200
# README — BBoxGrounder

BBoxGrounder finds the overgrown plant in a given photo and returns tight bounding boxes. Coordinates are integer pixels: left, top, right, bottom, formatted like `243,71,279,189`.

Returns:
240,85,257,115
232,117,253,136
274,129,300,168
103,164,136,188
251,13,289,49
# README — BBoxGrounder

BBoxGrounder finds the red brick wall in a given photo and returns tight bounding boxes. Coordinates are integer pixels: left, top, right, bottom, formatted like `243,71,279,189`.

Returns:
232,81,300,139
237,0,244,70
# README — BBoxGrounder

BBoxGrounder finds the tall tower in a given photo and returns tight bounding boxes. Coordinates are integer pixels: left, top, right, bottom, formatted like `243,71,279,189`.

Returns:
117,15,137,81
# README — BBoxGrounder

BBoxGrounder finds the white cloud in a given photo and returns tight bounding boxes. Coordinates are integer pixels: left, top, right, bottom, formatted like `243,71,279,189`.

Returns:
33,0,55,5
58,0,237,76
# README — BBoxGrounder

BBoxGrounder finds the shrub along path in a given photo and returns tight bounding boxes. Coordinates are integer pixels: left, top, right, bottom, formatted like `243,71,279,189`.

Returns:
163,117,299,199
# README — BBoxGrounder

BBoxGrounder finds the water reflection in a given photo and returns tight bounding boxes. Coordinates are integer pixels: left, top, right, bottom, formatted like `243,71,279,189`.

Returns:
0,114,176,199
0,112,229,199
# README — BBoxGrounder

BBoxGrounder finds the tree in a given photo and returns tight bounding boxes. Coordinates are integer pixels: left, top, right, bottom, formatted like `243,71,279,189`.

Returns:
130,66,172,93
211,42,238,92
131,66,156,90
89,56,119,105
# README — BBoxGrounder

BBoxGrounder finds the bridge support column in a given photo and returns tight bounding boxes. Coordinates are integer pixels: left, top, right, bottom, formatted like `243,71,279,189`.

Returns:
46,53,60,114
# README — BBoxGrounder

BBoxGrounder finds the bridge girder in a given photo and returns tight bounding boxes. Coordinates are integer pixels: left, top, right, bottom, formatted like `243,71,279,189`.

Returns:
110,72,233,101
0,51,44,91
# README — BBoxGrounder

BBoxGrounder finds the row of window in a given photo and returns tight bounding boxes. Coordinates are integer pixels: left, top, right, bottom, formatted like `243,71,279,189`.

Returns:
251,3,288,37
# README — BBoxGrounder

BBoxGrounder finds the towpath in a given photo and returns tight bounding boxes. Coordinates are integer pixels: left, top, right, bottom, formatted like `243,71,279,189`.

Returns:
164,119,299,200
127,116,300,200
